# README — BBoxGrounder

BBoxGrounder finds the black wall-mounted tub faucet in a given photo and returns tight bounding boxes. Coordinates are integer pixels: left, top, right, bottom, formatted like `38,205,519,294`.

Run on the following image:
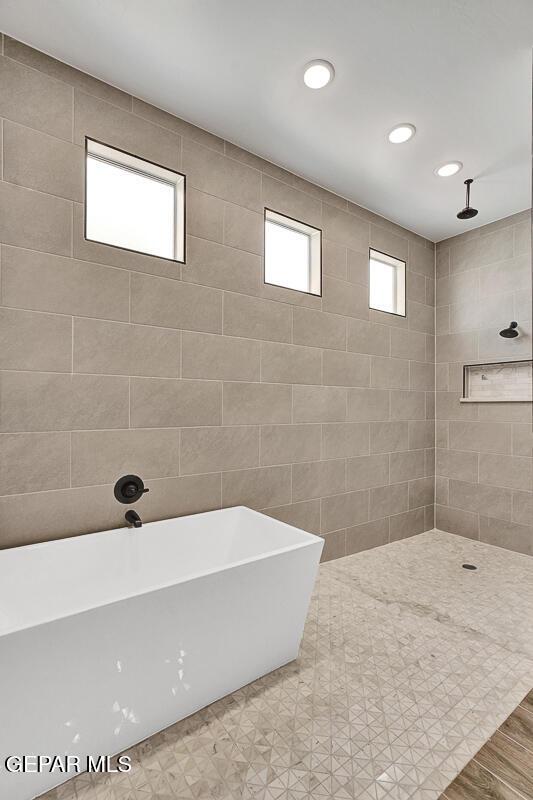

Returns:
125,509,142,528
114,474,149,504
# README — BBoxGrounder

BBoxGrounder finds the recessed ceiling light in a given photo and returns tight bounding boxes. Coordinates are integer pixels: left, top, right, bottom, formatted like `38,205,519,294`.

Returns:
388,124,416,144
435,161,463,177
303,60,335,89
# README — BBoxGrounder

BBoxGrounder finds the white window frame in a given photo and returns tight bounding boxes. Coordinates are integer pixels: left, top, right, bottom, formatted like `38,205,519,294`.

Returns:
369,248,406,317
264,208,322,296
85,137,186,263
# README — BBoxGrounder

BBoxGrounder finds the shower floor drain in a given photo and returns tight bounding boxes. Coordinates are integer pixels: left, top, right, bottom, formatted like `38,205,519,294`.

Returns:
462,563,477,570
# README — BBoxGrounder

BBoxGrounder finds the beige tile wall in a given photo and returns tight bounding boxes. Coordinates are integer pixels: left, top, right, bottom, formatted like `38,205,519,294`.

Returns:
0,33,436,558
435,211,533,555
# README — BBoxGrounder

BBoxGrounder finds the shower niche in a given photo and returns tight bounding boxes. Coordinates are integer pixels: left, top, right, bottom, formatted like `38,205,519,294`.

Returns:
461,360,532,403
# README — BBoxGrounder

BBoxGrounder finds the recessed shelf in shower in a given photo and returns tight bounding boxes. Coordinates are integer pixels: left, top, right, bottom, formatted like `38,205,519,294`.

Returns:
461,360,532,403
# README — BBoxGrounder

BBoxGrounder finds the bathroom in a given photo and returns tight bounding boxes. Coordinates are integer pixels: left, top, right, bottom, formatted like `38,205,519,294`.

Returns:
0,1,532,798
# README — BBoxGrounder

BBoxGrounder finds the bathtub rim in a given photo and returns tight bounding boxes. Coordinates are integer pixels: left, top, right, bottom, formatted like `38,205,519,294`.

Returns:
0,505,323,638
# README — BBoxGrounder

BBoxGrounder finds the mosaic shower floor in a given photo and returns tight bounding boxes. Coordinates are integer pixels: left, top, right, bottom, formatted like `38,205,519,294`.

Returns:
41,530,533,800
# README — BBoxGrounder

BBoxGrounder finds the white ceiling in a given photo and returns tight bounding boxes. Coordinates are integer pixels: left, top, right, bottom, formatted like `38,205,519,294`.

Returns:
1,0,532,241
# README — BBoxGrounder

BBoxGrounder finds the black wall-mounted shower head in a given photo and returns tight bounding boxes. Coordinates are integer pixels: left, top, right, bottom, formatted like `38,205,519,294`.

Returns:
499,321,519,339
457,178,479,220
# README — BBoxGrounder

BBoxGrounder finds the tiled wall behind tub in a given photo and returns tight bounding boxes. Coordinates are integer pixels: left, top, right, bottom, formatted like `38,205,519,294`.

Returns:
0,34,436,558
435,211,533,555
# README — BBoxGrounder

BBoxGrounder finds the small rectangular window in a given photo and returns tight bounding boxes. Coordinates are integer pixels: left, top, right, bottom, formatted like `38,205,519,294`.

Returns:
85,138,185,262
369,248,406,316
264,209,321,295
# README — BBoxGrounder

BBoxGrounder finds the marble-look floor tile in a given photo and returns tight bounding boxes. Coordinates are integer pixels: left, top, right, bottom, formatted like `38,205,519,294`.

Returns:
38,530,533,800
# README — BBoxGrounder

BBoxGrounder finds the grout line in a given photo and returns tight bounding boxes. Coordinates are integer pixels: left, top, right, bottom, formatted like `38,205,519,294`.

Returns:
68,431,72,488
70,316,74,372
71,85,74,143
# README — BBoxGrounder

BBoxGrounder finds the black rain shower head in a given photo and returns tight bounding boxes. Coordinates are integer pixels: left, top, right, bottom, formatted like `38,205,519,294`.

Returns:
499,321,519,339
457,178,478,220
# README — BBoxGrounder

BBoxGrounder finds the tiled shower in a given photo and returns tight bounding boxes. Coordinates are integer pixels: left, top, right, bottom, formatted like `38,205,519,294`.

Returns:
0,7,532,800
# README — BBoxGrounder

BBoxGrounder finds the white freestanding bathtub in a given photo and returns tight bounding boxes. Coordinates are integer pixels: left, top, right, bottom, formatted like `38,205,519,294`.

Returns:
0,506,323,800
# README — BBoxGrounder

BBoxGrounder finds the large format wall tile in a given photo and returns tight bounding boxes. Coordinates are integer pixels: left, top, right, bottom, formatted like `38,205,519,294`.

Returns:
347,318,390,356
186,188,225,243
436,213,532,554
346,518,389,554
346,454,389,490
390,390,426,420
292,307,346,350
292,459,346,502
182,332,260,381
223,202,263,254
371,224,408,261
292,385,346,423
389,449,426,482
132,97,223,152
0,34,438,552
371,356,409,389
4,35,132,110
263,499,321,535
322,350,370,387
74,90,181,170
347,388,390,421
369,482,408,520
1,246,130,321
322,422,369,459
370,421,408,454
131,273,223,332
436,503,479,539
3,121,84,202
262,175,322,228
260,342,322,384
71,428,181,487
0,372,130,432
221,465,291,509
184,236,261,295
132,98,223,152
323,203,369,251
321,489,369,532
223,382,291,424
389,507,426,541
0,308,72,371
261,424,321,465
0,181,71,255
181,426,259,474
478,453,533,492
74,319,181,378
0,432,70,495
448,478,512,521
183,138,261,211
0,55,73,140
322,276,369,319
0,473,222,548
130,378,222,428
223,293,292,342
479,515,533,556
512,490,533,526
449,421,512,454
436,448,478,482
